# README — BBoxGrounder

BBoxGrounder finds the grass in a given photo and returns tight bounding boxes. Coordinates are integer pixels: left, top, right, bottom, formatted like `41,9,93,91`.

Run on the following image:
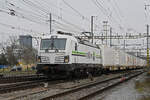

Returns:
139,96,150,100
0,67,37,76
135,76,150,100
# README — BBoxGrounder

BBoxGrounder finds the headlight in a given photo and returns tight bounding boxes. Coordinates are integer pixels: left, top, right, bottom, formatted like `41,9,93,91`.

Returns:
64,56,69,63
38,56,41,63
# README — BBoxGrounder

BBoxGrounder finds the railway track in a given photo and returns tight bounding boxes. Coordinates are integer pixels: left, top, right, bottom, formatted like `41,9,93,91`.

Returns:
0,79,50,94
1,70,143,100
8,73,124,100
0,74,72,95
40,71,144,100
0,74,47,84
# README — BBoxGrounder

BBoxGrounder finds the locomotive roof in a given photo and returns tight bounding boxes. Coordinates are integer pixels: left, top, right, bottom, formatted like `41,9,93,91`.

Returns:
41,33,78,42
41,33,100,48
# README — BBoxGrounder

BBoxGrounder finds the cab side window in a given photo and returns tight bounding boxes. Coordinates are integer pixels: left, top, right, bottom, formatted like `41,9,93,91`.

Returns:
75,43,78,51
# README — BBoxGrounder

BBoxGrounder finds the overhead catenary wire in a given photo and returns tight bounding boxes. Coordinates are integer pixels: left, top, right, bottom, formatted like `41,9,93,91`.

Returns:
6,1,49,23
0,4,49,26
113,0,124,18
62,0,85,19
40,0,86,19
107,0,123,23
7,1,48,20
21,0,87,32
1,1,83,33
53,20,81,33
0,6,81,34
1,0,133,37
96,0,122,25
93,0,124,32
1,0,101,35
104,0,126,31
62,0,103,31
53,23,80,34
0,22,43,35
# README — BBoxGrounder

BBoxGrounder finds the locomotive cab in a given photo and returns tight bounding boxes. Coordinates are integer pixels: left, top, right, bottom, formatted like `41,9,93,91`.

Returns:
36,32,78,75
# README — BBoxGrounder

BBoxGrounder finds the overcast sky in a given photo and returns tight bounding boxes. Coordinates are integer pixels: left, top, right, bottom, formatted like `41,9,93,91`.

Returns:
0,0,149,49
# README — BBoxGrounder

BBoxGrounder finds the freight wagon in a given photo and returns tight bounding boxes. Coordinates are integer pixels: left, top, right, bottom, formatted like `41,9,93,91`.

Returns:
100,45,146,71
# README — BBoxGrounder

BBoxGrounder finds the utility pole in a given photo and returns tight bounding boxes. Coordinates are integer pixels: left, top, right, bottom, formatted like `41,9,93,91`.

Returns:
91,16,94,44
145,4,150,73
139,49,141,57
103,21,108,45
101,33,104,44
110,27,112,47
147,24,149,68
124,40,126,51
49,13,52,34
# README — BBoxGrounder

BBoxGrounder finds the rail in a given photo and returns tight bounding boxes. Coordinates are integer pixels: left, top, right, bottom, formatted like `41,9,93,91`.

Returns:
40,71,143,100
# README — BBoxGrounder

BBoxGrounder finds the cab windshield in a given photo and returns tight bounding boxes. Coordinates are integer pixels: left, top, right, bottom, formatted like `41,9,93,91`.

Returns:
40,38,66,50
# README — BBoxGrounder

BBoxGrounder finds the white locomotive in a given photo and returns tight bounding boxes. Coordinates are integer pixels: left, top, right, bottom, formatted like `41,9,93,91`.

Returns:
36,31,146,76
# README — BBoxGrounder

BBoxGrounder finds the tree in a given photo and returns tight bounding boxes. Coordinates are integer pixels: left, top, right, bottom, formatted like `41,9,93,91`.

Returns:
0,36,37,66
6,46,18,66
0,53,8,65
6,36,19,66
0,36,19,66
21,47,37,64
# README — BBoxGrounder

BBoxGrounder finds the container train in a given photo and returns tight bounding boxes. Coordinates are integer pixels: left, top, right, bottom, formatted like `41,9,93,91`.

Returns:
36,31,146,77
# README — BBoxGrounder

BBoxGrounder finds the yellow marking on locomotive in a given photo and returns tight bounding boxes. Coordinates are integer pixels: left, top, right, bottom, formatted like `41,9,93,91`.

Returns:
147,48,149,68
148,71,150,74
120,67,124,70
43,66,49,70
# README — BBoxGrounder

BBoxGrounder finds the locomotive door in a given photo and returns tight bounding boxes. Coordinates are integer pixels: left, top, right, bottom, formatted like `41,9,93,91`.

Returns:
74,43,78,63
71,41,78,64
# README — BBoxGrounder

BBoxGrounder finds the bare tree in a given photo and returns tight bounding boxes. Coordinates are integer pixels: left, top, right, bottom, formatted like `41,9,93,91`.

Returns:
0,53,8,65
0,36,19,66
0,42,6,54
0,36,37,66
21,47,37,64
6,46,18,66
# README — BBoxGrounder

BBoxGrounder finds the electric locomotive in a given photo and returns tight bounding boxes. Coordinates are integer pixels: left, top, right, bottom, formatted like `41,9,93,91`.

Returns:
36,31,102,77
